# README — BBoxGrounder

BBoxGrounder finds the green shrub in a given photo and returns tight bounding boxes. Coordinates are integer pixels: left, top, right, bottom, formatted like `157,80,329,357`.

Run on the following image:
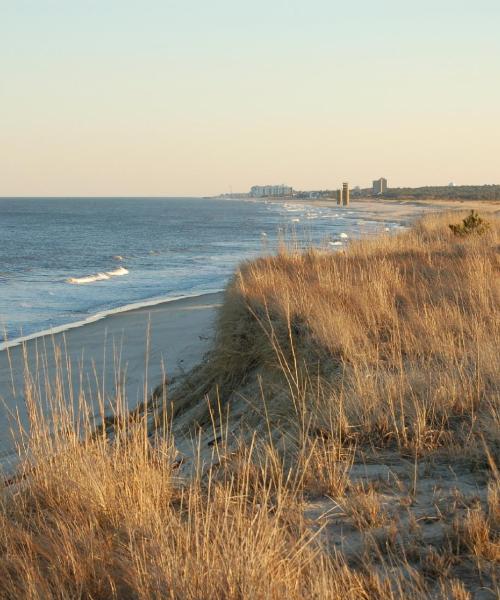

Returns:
449,210,490,236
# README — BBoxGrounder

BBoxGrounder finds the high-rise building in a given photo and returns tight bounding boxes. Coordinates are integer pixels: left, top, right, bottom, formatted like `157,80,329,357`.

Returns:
336,189,343,206
372,178,388,195
250,184,293,198
342,182,350,206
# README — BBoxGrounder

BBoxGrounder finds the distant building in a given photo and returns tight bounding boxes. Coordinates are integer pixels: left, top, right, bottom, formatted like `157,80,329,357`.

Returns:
448,182,455,187
336,189,343,206
250,184,293,198
342,182,350,206
372,178,388,195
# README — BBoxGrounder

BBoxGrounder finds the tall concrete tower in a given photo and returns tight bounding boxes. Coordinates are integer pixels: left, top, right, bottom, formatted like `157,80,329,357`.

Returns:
336,189,343,206
342,182,350,206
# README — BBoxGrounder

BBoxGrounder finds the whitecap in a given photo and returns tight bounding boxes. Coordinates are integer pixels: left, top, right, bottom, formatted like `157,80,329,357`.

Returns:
106,267,129,277
339,232,348,239
67,273,110,284
67,266,128,284
329,241,343,246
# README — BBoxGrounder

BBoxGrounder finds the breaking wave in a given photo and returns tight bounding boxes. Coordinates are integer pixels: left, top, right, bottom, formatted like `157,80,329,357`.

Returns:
106,267,129,277
67,266,129,285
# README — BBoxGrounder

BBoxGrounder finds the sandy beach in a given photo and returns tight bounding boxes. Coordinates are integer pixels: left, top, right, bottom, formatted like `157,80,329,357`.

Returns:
290,196,500,224
0,292,223,469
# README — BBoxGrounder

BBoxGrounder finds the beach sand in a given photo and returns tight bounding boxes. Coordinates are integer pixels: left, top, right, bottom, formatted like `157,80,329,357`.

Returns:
292,197,500,224
0,292,223,469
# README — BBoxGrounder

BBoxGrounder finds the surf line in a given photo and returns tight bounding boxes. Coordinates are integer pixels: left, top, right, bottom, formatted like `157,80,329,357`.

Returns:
67,267,129,284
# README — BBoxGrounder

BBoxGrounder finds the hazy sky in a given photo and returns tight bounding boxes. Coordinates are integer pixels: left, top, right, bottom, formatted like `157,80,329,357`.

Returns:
1,1,499,196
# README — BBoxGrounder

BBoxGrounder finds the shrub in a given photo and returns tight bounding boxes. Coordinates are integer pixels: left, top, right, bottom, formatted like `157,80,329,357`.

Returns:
449,210,490,236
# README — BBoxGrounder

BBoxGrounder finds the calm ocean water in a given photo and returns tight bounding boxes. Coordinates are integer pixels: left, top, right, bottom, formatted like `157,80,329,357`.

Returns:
0,197,394,344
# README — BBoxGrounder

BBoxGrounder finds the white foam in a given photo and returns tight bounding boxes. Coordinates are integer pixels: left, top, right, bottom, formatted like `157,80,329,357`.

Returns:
339,232,349,239
283,203,304,212
67,266,128,285
68,273,110,284
329,241,343,246
106,267,129,277
291,218,300,223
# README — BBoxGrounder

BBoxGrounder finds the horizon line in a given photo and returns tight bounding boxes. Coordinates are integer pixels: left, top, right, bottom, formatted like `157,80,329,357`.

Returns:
1,182,500,200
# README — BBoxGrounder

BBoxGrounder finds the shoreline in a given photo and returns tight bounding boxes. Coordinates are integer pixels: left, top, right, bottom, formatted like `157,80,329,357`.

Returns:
272,196,500,224
0,291,224,467
0,288,224,352
4,196,497,354
2,198,498,468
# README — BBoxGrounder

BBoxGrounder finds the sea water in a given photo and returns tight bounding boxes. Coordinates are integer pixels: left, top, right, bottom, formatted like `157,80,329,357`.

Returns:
0,197,396,345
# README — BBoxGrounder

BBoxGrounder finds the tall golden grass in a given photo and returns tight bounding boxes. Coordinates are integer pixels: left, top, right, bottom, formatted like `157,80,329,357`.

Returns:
186,211,499,455
0,211,498,599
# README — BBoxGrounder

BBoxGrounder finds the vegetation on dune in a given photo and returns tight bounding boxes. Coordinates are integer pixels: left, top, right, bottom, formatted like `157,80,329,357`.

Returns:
0,212,499,599
171,211,499,455
449,210,491,237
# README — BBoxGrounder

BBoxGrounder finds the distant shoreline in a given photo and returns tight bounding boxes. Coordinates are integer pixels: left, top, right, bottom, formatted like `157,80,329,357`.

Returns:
236,195,500,227
4,197,497,353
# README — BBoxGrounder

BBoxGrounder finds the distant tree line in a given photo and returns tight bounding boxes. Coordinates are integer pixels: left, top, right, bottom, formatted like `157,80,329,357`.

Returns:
290,185,500,201
373,185,500,200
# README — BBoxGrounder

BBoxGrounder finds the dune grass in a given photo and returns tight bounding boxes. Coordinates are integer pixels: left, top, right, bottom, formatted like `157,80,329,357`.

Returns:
0,211,498,599
181,211,499,453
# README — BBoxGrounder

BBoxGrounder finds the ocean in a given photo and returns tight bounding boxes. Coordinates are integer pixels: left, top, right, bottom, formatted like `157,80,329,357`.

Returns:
0,197,396,346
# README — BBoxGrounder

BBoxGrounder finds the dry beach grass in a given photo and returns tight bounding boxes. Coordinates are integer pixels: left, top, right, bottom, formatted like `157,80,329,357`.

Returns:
0,211,499,599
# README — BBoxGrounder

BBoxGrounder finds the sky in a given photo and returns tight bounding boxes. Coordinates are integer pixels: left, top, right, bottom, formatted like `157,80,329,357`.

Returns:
1,0,499,196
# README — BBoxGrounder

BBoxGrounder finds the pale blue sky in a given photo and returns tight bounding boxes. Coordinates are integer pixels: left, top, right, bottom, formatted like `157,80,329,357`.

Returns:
1,1,499,195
